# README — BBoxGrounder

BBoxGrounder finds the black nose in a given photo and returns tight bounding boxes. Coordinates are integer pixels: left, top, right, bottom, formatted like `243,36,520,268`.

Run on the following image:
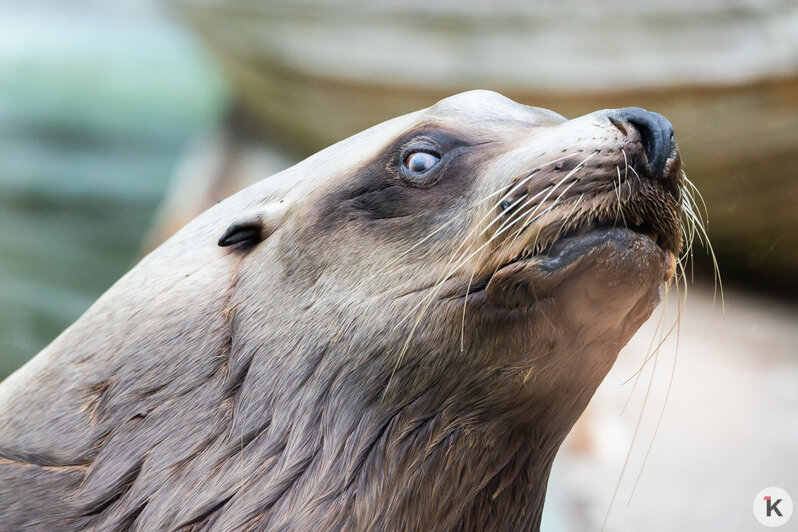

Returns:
611,107,674,177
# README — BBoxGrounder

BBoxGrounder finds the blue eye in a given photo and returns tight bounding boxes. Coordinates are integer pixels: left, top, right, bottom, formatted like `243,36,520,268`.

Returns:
404,151,440,173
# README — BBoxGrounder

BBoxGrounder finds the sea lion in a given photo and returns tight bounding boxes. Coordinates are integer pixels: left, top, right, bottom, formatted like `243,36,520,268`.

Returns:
0,90,683,531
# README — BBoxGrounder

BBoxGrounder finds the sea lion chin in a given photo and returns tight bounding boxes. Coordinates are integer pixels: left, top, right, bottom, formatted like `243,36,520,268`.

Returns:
0,90,685,531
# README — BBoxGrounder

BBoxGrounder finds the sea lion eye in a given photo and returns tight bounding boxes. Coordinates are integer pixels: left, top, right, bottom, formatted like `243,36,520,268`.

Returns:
404,151,440,174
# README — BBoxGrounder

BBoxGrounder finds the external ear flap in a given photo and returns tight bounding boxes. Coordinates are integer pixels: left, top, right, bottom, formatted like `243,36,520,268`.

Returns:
218,202,287,248
218,220,261,247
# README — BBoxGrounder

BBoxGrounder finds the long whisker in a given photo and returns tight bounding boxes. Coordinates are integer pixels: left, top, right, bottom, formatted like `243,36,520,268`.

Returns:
433,151,596,290
384,154,598,394
460,247,486,353
683,173,710,225
500,152,598,247
477,153,599,296
678,174,723,312
517,151,598,224
622,314,680,384
680,200,701,281
487,152,592,244
614,165,628,229
622,148,637,186
695,219,723,313
558,194,584,236
506,179,578,239
458,155,590,267
464,152,581,241
628,164,642,185
460,271,476,352
601,321,661,532
626,258,687,505
621,213,696,383
379,153,578,276
620,288,669,416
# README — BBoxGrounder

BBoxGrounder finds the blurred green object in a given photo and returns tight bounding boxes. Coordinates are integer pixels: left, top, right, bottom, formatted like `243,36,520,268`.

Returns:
0,2,228,379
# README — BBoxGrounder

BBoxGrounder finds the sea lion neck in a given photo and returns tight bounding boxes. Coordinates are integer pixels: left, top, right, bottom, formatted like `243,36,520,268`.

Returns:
230,336,567,531
310,407,556,531
224,276,603,531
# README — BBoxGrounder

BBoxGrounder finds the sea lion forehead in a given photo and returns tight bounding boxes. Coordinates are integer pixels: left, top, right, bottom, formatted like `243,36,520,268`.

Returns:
424,90,567,128
241,91,565,206
241,109,427,201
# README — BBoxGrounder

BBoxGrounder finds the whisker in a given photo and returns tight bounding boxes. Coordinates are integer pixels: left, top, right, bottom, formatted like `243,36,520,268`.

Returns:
502,151,598,244
683,173,710,225
689,200,724,314
601,321,661,532
509,180,578,238
626,259,687,505
460,248,486,353
384,154,599,394
621,315,680,385
628,164,642,185
614,166,628,229
437,151,596,285
620,289,669,416
380,153,580,277
482,152,600,290
557,194,584,236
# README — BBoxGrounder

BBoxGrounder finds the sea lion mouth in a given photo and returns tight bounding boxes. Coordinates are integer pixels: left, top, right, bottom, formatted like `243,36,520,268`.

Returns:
511,218,673,264
491,141,684,291
485,159,683,308
498,223,675,280
483,224,676,310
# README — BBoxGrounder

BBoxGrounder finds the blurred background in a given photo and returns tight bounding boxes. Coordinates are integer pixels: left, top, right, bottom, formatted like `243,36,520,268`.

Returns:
0,0,795,530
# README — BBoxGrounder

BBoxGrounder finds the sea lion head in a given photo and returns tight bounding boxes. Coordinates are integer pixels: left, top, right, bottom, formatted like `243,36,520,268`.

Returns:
218,90,681,428
0,90,686,531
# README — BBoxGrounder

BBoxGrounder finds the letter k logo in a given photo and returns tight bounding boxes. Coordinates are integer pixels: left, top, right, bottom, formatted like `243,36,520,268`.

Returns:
765,496,784,518
754,487,792,526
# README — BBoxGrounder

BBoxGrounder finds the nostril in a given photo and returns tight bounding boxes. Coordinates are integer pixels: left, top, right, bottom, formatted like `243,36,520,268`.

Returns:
611,107,674,177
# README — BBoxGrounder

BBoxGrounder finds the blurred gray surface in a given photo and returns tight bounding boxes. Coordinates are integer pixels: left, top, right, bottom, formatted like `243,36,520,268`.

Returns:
172,0,798,292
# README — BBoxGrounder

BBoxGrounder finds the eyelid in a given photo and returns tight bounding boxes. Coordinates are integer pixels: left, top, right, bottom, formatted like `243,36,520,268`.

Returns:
399,145,441,169
400,135,440,154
